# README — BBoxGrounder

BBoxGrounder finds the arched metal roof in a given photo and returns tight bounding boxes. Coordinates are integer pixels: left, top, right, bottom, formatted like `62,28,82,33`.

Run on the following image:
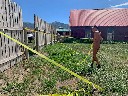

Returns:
69,8,128,26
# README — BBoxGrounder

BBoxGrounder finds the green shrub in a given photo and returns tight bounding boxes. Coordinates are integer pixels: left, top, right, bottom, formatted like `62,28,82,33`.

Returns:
61,37,93,43
102,40,128,44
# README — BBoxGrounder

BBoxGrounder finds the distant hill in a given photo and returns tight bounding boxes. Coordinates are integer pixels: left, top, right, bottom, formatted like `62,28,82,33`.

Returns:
23,22,34,29
23,21,69,29
50,21,70,29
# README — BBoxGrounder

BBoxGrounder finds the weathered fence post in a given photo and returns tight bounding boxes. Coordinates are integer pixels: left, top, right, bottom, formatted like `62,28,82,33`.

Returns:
56,30,58,42
35,27,39,51
53,29,56,43
24,28,29,59
51,30,53,45
44,29,47,45
21,30,25,52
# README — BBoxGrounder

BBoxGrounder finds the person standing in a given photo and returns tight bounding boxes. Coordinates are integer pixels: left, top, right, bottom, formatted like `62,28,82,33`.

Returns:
91,26,103,68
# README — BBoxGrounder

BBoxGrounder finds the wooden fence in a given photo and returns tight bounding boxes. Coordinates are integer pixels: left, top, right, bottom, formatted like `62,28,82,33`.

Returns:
0,0,24,72
0,0,57,72
34,14,57,51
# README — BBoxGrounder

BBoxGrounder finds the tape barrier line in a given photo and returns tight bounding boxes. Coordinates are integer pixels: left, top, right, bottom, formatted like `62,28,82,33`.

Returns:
25,27,45,34
0,31,102,91
79,44,93,64
61,43,93,65
39,88,91,96
39,94,67,96
24,27,57,36
89,44,93,55
24,27,70,40
25,27,37,32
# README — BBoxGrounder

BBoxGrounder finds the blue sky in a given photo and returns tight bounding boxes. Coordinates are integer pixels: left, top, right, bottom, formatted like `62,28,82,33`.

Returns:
13,0,128,24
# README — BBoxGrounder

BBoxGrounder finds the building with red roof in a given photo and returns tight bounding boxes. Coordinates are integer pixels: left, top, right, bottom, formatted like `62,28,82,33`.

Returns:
69,8,128,41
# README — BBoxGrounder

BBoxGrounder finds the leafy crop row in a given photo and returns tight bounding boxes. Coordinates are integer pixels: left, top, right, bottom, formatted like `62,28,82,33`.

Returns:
1,43,128,95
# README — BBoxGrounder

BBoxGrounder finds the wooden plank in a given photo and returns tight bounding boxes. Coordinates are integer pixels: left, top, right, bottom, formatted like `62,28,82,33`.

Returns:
24,29,29,59
34,15,57,47
0,0,24,71
35,27,39,51
0,28,23,30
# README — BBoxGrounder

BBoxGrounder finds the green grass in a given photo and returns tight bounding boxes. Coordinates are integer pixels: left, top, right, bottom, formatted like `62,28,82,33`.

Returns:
1,43,128,95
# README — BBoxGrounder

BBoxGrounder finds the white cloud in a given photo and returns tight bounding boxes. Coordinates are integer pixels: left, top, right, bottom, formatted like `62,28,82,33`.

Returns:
111,2,128,8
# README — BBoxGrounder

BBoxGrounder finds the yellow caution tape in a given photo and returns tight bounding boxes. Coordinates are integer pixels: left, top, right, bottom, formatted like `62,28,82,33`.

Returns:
39,94,67,96
39,88,90,96
24,27,44,33
24,27,57,36
80,44,93,64
62,43,93,65
0,31,103,92
39,93,77,96
88,44,93,55
24,27,37,32
24,28,95,96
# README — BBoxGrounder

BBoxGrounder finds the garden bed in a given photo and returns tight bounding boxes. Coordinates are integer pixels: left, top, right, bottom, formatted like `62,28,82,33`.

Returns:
0,43,128,96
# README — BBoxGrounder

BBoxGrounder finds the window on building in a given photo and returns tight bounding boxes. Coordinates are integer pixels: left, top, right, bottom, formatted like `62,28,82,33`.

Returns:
85,28,91,38
107,27,115,40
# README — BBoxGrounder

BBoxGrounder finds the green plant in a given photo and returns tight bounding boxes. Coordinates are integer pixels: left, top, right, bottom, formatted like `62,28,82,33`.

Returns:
1,43,128,95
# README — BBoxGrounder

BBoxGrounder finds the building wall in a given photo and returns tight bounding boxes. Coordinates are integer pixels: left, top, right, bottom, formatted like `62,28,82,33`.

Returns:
113,27,128,41
57,31,71,36
70,26,128,41
70,9,128,41
99,26,128,41
71,26,85,38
